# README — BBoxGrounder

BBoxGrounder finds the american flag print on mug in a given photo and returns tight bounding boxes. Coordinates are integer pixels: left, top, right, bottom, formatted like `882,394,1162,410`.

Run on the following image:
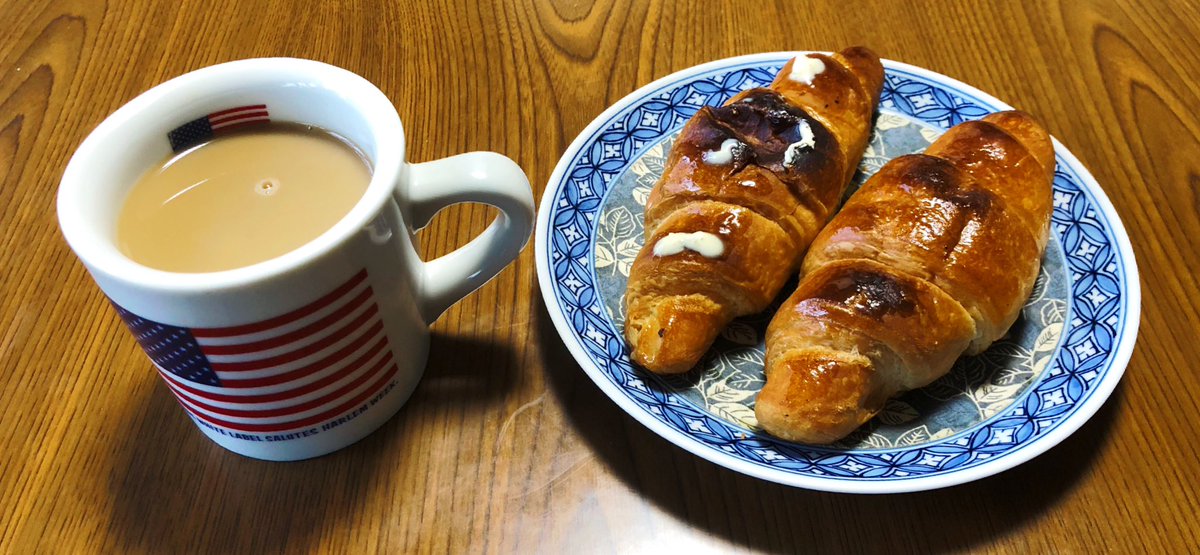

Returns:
167,104,271,152
113,269,400,435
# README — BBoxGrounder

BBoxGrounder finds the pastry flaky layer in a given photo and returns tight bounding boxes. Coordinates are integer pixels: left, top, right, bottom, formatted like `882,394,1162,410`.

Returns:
757,110,1056,444
624,47,885,374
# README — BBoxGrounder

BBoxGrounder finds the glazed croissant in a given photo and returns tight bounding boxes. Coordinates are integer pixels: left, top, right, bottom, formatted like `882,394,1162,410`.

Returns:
756,111,1056,443
624,47,885,374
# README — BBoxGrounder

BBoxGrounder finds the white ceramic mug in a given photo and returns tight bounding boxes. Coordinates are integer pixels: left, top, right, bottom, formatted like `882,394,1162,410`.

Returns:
57,58,535,461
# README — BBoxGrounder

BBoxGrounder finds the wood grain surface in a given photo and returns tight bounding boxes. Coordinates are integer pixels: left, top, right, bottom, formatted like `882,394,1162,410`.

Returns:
2,0,1198,553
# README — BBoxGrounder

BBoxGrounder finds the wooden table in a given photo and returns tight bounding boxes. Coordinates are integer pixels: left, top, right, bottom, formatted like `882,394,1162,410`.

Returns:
3,1,1197,552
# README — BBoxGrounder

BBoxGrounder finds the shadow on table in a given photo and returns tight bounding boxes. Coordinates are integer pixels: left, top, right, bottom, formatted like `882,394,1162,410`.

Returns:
537,301,1123,554
102,331,517,553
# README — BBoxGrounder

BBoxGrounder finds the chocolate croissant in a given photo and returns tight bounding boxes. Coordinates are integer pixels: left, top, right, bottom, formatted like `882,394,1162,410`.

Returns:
756,111,1056,443
624,47,885,374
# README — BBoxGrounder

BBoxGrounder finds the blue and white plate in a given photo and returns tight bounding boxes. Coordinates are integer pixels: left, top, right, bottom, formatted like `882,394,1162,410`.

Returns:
535,53,1140,493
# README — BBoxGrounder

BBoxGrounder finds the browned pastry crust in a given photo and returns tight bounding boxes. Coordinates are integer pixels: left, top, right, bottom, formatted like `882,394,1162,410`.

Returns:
624,48,884,374
757,111,1056,443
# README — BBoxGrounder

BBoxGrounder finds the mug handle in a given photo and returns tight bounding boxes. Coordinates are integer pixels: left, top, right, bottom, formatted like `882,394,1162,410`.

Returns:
403,152,535,324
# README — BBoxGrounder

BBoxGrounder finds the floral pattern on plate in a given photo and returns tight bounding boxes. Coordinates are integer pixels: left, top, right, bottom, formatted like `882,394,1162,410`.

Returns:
537,54,1138,492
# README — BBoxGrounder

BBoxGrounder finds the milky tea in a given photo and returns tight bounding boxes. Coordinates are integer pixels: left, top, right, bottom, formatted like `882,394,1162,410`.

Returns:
117,123,371,273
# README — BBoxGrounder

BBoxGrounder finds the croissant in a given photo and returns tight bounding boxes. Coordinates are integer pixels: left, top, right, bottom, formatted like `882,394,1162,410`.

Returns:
756,110,1056,443
624,47,885,374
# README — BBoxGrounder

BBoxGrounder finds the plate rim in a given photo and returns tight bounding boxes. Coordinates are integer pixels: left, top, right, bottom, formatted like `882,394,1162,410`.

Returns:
534,52,1141,493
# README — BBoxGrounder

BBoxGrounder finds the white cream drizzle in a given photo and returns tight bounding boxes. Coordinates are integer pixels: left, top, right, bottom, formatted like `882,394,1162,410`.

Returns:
783,120,816,167
652,231,725,258
702,138,743,165
788,56,826,85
